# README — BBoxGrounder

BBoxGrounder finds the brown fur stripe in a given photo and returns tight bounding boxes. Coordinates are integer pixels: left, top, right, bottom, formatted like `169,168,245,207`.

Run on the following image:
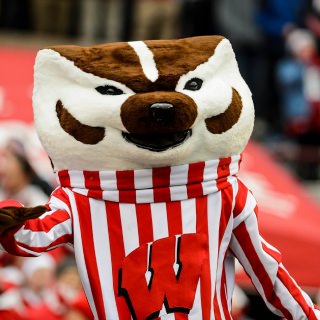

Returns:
49,42,150,92
120,91,197,133
145,36,224,90
48,36,224,93
205,88,243,134
56,100,105,144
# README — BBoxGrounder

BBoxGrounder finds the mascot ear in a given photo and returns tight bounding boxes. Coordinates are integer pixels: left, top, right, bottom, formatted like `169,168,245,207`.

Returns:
34,48,67,84
209,37,252,97
44,45,92,69
34,44,98,81
34,47,82,74
182,35,225,51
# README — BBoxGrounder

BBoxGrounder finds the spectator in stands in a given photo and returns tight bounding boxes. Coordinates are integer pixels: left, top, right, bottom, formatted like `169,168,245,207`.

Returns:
180,0,214,37
213,0,267,136
55,258,83,308
277,28,320,179
79,0,123,43
0,139,51,206
65,291,94,320
231,286,253,320
30,0,75,36
132,0,181,40
255,0,308,134
0,254,58,319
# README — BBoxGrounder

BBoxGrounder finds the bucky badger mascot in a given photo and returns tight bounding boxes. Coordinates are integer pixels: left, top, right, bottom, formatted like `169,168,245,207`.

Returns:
0,36,319,319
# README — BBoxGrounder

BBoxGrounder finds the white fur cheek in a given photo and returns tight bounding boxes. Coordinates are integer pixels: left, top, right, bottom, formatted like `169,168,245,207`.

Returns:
33,74,63,144
178,80,232,123
41,127,195,171
33,82,130,170
33,49,134,131
78,129,208,170
198,93,255,159
58,85,131,130
33,122,119,171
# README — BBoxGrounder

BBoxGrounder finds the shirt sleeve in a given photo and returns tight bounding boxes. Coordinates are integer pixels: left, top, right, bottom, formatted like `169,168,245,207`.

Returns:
0,188,73,257
230,179,320,319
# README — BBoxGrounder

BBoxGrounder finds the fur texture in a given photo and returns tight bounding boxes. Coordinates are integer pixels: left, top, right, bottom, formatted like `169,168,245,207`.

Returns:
205,88,242,134
56,100,105,144
121,92,197,134
33,36,254,170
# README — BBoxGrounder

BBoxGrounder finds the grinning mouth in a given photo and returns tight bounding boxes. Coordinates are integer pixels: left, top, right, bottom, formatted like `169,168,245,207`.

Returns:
122,130,192,152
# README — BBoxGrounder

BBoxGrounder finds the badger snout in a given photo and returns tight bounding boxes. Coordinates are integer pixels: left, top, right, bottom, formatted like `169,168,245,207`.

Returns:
149,103,174,125
121,92,197,151
121,92,197,134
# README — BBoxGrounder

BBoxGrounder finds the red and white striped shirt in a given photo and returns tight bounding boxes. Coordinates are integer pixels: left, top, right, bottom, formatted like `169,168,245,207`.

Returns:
1,155,319,320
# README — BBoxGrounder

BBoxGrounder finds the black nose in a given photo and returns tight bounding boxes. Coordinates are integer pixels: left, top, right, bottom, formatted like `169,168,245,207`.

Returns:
149,103,174,125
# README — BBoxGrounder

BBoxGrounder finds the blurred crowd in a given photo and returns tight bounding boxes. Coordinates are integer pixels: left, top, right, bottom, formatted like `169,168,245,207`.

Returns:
0,253,93,320
0,140,258,319
0,0,320,319
1,0,319,180
0,142,93,319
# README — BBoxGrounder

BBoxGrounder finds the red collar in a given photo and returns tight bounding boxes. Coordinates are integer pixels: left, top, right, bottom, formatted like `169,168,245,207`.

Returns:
56,155,241,203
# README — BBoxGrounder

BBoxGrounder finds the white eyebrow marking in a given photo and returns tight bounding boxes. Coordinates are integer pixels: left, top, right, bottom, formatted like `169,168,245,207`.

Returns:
128,41,159,82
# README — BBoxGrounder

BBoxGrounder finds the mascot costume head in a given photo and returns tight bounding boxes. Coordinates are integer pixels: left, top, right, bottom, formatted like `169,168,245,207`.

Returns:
33,36,254,170
0,36,319,320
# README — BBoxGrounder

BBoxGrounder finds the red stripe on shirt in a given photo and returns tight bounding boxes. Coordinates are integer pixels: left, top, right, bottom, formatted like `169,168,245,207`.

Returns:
75,193,106,320
217,158,231,190
0,225,30,256
214,186,233,318
136,203,154,245
84,171,101,190
105,201,131,319
51,188,72,209
218,187,233,247
153,167,171,202
233,221,292,319
87,189,104,199
196,196,211,320
219,187,234,320
278,266,317,319
16,234,71,253
261,242,282,264
23,210,70,233
220,256,231,320
116,170,136,203
187,162,205,198
233,180,248,218
213,297,222,320
195,196,208,235
84,171,104,198
58,170,71,187
166,201,182,236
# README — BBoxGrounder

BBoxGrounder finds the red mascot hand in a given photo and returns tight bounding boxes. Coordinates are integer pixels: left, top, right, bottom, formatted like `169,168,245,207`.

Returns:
0,200,47,235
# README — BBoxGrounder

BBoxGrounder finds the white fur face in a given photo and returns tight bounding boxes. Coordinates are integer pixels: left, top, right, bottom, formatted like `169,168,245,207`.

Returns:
33,37,254,171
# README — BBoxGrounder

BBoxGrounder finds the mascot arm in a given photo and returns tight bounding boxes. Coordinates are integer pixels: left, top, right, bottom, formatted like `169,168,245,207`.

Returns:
230,180,320,319
0,188,73,257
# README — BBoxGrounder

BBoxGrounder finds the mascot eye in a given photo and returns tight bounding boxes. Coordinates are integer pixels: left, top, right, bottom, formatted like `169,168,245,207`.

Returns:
95,85,124,95
184,78,203,91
